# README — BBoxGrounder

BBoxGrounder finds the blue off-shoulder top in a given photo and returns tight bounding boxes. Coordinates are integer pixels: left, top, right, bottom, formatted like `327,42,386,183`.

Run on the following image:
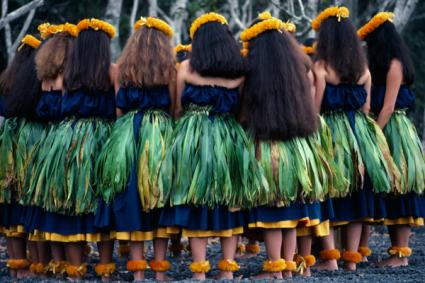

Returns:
321,84,367,112
116,86,171,112
321,84,367,130
182,84,239,115
35,90,63,122
61,88,116,120
371,85,415,114
0,96,4,117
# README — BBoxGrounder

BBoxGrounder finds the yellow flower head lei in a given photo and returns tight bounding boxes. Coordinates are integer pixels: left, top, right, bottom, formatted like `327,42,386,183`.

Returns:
77,18,115,38
258,11,272,20
18,34,41,51
175,44,192,53
190,12,228,39
357,12,395,40
38,22,78,39
311,6,350,31
134,16,174,38
240,41,249,57
282,21,296,33
240,17,284,42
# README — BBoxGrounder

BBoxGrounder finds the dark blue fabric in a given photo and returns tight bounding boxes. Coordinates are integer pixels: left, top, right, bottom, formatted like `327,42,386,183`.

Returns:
321,83,367,130
95,166,159,232
247,200,328,225
0,96,4,116
331,176,387,222
116,86,171,139
159,205,245,231
95,87,171,233
61,89,116,119
116,87,170,112
385,193,425,220
371,85,415,114
35,90,63,122
23,206,97,235
182,84,239,114
1,200,25,228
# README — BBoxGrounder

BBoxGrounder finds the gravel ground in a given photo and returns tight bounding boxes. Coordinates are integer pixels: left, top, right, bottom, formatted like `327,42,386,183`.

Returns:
0,226,424,282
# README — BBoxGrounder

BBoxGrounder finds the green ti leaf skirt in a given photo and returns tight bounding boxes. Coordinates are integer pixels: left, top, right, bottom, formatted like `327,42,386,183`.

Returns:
96,109,173,210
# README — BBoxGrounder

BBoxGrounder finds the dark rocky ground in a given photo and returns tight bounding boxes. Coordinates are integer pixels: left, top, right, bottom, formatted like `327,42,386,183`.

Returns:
1,226,424,282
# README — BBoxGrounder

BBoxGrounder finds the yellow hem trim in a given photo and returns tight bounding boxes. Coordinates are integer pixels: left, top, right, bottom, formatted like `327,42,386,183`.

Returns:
384,217,424,226
29,229,113,242
4,225,26,237
182,227,243,237
116,227,178,241
249,218,320,229
331,217,384,227
297,220,330,237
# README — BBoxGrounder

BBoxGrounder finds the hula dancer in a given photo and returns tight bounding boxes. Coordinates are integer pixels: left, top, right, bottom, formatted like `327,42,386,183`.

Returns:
25,19,117,280
0,34,42,278
159,12,266,280
95,16,176,281
22,23,78,278
359,12,425,267
241,13,334,279
312,7,399,271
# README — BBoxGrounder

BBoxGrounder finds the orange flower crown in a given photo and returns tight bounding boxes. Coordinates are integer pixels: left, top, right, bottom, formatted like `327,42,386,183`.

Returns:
38,22,78,39
77,18,115,38
190,12,228,39
134,16,173,37
175,44,192,53
358,12,394,39
18,34,41,50
240,17,284,42
282,21,296,33
311,6,350,31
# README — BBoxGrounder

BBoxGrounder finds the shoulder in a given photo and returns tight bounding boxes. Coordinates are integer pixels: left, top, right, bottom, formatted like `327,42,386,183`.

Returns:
313,60,327,78
389,59,403,74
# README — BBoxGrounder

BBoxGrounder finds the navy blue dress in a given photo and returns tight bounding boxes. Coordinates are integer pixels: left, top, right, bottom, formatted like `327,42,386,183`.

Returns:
95,86,175,240
159,84,262,237
321,84,388,224
24,89,116,242
371,85,425,226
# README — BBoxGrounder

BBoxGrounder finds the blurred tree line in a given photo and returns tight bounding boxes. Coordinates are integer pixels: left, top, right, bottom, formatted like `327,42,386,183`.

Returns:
1,0,424,138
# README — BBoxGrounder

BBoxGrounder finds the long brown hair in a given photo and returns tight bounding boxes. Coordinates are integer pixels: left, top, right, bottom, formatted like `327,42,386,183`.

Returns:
35,33,73,81
118,26,176,88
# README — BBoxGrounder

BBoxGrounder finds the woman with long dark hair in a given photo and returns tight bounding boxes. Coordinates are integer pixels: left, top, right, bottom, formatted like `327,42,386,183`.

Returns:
25,19,117,280
0,34,42,278
95,16,176,281
312,7,399,271
159,12,266,280
360,12,425,267
241,13,334,279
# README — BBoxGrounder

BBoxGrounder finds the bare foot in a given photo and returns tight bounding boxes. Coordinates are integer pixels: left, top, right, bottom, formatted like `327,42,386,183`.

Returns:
377,256,408,267
314,260,338,271
133,270,145,281
361,256,368,262
9,270,17,278
192,272,206,280
282,270,292,278
302,267,312,277
66,276,83,281
252,272,283,279
215,271,233,280
17,269,34,279
343,261,356,271
156,272,174,281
